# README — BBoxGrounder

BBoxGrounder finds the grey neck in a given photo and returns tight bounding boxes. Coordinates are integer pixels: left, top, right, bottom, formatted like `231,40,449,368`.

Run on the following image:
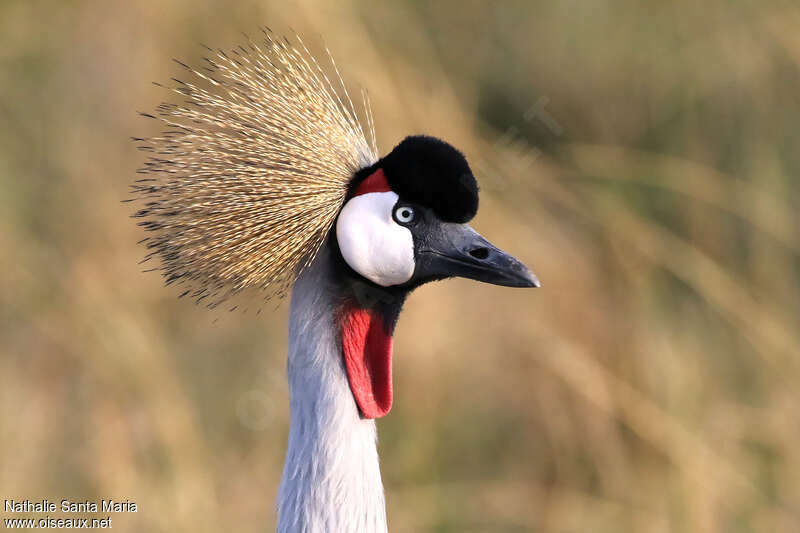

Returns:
277,243,388,533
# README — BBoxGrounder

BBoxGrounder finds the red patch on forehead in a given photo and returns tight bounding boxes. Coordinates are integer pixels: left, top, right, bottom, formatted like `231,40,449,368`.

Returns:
353,168,392,197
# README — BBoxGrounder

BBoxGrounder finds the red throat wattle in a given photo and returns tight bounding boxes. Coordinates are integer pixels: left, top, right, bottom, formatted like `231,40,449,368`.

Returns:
341,304,393,418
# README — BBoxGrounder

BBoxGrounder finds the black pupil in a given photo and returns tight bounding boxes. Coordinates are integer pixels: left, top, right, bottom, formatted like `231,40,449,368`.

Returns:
400,209,411,219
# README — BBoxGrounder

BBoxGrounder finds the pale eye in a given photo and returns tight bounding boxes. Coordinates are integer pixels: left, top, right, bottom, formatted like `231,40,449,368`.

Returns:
393,205,415,225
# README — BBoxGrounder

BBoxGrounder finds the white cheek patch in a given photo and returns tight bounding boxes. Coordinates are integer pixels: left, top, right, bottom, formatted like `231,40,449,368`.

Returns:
336,191,415,287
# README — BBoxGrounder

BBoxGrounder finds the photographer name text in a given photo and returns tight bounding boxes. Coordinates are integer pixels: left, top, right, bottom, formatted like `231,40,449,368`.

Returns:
5,500,137,514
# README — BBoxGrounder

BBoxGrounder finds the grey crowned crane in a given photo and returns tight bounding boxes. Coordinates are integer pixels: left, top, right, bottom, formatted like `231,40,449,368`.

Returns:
132,32,538,533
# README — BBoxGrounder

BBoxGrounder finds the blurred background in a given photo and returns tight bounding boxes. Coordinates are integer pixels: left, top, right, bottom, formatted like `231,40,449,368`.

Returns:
2,0,800,531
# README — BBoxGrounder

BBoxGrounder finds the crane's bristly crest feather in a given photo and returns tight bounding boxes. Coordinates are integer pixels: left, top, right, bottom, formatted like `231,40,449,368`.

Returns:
132,31,378,307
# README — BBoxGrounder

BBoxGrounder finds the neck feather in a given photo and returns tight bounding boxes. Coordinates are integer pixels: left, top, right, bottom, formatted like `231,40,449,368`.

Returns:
277,243,389,533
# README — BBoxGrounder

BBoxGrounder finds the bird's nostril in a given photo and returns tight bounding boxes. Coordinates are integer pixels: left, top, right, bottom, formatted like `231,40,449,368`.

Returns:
469,247,490,260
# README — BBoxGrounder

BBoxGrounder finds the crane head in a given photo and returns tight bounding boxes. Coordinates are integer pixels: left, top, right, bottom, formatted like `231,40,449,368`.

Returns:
132,36,537,421
335,135,539,291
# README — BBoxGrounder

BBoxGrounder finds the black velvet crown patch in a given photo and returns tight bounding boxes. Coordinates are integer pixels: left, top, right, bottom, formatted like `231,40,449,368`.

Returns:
351,135,479,224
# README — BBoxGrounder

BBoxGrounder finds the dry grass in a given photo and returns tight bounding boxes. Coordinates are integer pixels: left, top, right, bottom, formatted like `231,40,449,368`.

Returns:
2,1,799,531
